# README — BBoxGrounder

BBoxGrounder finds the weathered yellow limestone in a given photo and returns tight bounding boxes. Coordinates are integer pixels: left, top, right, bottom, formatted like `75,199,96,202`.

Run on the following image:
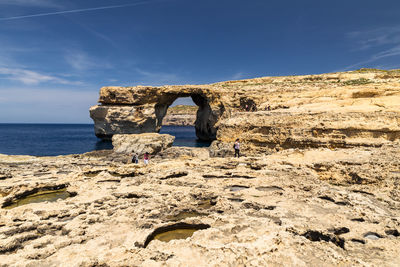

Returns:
0,140,399,265
3,188,71,209
1,69,399,266
90,69,400,155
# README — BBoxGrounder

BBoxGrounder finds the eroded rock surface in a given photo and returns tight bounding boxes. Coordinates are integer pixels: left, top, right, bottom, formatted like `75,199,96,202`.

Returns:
90,86,223,140
112,133,174,155
1,141,400,266
90,69,400,153
1,69,399,265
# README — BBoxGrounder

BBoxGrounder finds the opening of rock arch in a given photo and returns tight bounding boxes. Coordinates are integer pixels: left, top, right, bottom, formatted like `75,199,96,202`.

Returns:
159,97,212,147
155,93,217,141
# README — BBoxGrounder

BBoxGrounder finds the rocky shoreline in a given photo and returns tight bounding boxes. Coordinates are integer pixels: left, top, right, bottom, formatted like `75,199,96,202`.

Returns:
0,141,399,266
1,69,400,266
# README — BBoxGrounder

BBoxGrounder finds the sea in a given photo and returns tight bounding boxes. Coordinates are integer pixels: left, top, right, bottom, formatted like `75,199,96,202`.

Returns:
0,124,210,157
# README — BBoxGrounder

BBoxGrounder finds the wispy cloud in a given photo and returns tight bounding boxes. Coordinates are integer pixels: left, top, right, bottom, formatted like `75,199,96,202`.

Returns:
0,87,96,104
65,52,91,71
0,40,36,64
373,45,400,59
64,50,111,71
0,66,83,85
231,72,246,80
348,26,400,51
0,42,85,85
0,87,98,123
342,45,400,71
342,26,400,71
0,0,165,21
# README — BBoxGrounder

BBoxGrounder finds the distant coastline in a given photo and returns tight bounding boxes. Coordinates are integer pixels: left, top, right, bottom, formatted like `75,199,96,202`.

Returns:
162,105,196,126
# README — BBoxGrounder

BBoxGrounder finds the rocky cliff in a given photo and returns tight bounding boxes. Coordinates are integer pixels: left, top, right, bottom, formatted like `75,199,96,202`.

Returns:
90,68,400,153
1,68,399,266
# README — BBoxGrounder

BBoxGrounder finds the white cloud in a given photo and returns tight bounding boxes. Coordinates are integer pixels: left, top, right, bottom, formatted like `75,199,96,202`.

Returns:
342,26,400,71
64,50,112,71
231,72,246,80
341,44,400,71
0,87,99,123
0,43,86,86
348,26,400,51
373,45,400,59
0,66,83,85
0,87,97,104
64,51,93,71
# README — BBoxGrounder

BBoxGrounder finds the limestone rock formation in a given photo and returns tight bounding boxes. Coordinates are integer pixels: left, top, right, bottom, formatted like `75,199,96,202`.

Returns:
90,69,400,154
112,133,175,155
90,86,224,140
1,69,399,266
0,141,399,266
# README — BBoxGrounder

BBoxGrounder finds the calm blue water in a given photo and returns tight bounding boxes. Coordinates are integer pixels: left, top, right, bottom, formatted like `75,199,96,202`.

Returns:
0,124,209,156
160,126,211,147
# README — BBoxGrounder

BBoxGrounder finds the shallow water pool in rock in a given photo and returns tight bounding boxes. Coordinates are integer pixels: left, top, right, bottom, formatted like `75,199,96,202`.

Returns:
153,229,198,242
3,188,74,209
144,223,210,247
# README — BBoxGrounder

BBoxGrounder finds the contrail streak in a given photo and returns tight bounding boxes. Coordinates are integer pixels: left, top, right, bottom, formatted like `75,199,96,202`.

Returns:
0,0,162,21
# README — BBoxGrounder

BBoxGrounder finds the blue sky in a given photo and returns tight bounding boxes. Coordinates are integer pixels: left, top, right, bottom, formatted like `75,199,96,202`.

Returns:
0,0,399,123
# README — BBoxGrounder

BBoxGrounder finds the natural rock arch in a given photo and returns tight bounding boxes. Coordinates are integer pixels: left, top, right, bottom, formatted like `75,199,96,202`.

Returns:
89,69,400,156
89,86,224,141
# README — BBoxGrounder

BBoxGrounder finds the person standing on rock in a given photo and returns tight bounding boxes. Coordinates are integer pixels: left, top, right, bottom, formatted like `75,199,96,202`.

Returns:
143,152,150,165
132,152,138,164
234,139,240,158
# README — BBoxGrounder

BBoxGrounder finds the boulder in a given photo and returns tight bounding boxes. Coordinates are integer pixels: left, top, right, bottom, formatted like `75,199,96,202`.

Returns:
209,141,234,158
112,133,175,155
89,105,157,140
